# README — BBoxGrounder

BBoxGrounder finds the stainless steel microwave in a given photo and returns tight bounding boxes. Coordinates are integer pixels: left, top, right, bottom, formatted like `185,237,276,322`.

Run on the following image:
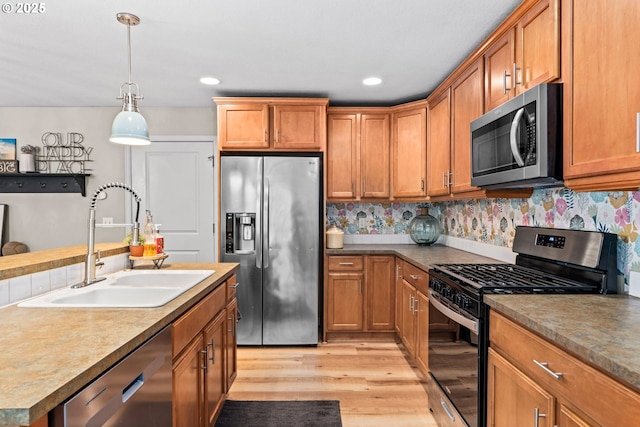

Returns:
470,83,563,189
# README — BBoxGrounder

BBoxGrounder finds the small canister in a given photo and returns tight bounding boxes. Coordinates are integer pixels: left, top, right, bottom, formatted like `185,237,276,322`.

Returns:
326,224,344,249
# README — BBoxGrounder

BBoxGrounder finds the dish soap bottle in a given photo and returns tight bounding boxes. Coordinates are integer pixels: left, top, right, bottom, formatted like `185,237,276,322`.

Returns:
143,210,157,257
155,224,164,255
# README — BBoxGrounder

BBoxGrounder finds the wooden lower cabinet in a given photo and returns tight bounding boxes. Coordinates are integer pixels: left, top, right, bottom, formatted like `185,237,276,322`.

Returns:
487,348,556,427
326,255,395,338
400,279,417,356
414,291,430,375
172,275,238,427
489,310,640,427
225,297,238,391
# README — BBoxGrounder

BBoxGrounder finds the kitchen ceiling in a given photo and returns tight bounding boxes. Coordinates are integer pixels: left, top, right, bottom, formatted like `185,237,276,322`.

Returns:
1,0,522,108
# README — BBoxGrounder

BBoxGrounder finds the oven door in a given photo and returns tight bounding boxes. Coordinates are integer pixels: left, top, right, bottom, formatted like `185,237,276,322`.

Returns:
428,290,480,427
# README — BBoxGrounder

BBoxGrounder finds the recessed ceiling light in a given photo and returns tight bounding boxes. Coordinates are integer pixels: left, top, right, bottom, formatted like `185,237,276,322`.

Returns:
200,77,221,85
363,77,382,86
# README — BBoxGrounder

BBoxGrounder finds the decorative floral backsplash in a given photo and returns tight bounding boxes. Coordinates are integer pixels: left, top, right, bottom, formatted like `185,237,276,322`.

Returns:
326,187,640,281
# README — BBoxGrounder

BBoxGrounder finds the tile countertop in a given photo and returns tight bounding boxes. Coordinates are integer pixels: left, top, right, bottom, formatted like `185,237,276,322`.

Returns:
484,294,640,392
327,243,501,269
0,262,239,427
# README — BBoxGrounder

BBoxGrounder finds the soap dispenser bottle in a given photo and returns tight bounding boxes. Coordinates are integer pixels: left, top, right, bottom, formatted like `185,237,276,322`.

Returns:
143,210,157,257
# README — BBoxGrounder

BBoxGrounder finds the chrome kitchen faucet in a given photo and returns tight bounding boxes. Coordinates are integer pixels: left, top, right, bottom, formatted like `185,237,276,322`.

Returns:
73,182,142,288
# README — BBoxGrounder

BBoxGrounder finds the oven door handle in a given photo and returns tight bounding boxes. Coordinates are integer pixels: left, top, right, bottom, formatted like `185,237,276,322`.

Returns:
428,290,479,334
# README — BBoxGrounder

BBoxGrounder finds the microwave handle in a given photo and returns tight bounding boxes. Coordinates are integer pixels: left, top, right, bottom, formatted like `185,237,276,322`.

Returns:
510,107,526,167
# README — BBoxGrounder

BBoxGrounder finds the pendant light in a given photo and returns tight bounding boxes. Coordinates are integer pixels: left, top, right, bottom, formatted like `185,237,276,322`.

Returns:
110,12,150,146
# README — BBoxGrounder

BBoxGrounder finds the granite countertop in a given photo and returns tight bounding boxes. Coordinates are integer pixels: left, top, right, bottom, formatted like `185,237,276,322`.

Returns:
327,243,501,270
0,261,239,426
485,294,640,392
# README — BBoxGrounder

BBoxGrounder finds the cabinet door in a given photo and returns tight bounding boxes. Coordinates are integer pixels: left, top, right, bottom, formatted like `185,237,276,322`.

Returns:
327,114,359,199
427,89,451,197
400,280,417,356
563,0,640,189
218,104,270,149
204,311,226,427
273,105,324,149
361,114,390,198
516,0,560,92
557,404,595,427
327,272,364,331
451,60,483,195
366,256,395,331
484,30,515,111
173,335,204,427
394,262,404,335
392,108,427,198
414,291,430,376
225,298,238,392
487,348,556,427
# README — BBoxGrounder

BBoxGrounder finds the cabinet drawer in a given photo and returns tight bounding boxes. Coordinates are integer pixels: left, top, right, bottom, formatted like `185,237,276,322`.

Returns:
226,273,238,302
490,311,640,426
402,261,429,294
328,256,364,271
173,284,226,358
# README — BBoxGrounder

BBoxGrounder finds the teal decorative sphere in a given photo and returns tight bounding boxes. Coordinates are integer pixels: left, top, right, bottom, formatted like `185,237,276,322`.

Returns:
408,209,441,245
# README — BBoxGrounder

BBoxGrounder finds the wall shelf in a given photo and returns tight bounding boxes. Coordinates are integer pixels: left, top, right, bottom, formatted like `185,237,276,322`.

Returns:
0,173,90,196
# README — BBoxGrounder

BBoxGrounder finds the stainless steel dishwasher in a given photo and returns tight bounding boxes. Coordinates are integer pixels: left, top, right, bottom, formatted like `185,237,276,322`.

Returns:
51,326,172,427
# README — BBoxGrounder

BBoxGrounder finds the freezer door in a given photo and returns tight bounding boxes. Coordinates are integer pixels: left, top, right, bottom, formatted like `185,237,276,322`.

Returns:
220,156,263,345
262,156,320,345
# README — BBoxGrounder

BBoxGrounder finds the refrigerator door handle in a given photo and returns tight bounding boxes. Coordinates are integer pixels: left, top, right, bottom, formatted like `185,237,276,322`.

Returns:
255,160,263,269
263,178,270,269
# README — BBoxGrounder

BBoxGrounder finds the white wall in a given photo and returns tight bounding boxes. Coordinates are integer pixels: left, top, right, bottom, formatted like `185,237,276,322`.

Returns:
0,107,216,252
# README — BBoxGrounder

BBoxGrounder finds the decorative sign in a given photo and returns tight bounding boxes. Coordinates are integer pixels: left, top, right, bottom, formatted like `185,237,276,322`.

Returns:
0,160,18,173
38,132,93,174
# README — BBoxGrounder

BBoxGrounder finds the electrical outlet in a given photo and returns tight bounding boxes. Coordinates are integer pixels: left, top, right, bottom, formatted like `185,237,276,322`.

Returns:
358,218,367,229
102,217,113,225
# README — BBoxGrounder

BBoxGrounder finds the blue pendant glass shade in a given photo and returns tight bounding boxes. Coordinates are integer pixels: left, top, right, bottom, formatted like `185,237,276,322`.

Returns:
110,110,149,145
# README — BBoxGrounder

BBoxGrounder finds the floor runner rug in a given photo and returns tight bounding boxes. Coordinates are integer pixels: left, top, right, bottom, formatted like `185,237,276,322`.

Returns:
214,400,342,427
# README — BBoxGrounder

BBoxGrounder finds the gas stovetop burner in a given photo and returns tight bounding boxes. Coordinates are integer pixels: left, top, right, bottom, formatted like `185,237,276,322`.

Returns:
431,263,602,293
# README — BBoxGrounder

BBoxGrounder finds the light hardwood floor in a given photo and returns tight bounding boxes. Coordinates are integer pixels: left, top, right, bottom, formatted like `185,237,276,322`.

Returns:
227,341,438,426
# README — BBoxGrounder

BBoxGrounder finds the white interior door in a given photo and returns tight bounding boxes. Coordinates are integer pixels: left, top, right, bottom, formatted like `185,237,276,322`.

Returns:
126,137,216,262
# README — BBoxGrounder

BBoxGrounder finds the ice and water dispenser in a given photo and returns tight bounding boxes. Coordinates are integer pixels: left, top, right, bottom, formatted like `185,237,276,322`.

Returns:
225,213,256,254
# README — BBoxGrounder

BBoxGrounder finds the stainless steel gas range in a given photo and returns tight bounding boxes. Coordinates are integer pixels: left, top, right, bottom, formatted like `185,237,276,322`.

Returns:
426,226,618,427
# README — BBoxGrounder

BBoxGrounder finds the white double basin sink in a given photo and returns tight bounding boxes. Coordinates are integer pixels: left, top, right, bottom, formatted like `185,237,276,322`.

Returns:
18,269,216,308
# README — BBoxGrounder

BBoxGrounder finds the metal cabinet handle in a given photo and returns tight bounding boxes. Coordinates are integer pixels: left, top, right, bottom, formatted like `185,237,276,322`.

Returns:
396,265,402,279
440,398,456,422
513,63,521,88
533,359,563,380
208,339,216,364
413,297,418,315
409,294,414,312
229,282,240,289
264,128,268,143
448,172,454,187
409,274,420,280
503,70,511,94
339,262,354,266
534,407,546,427
420,178,424,192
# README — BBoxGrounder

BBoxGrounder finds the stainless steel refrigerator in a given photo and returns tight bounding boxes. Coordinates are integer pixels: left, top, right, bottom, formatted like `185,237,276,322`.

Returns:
220,155,321,345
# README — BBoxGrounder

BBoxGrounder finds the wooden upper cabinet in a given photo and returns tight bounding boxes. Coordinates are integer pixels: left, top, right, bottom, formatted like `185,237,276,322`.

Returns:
484,30,515,111
562,0,640,190
516,0,561,92
361,114,390,198
217,103,270,149
450,59,484,195
273,104,325,150
326,109,390,201
214,98,328,151
427,89,451,197
327,113,358,199
484,0,560,111
392,105,427,199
